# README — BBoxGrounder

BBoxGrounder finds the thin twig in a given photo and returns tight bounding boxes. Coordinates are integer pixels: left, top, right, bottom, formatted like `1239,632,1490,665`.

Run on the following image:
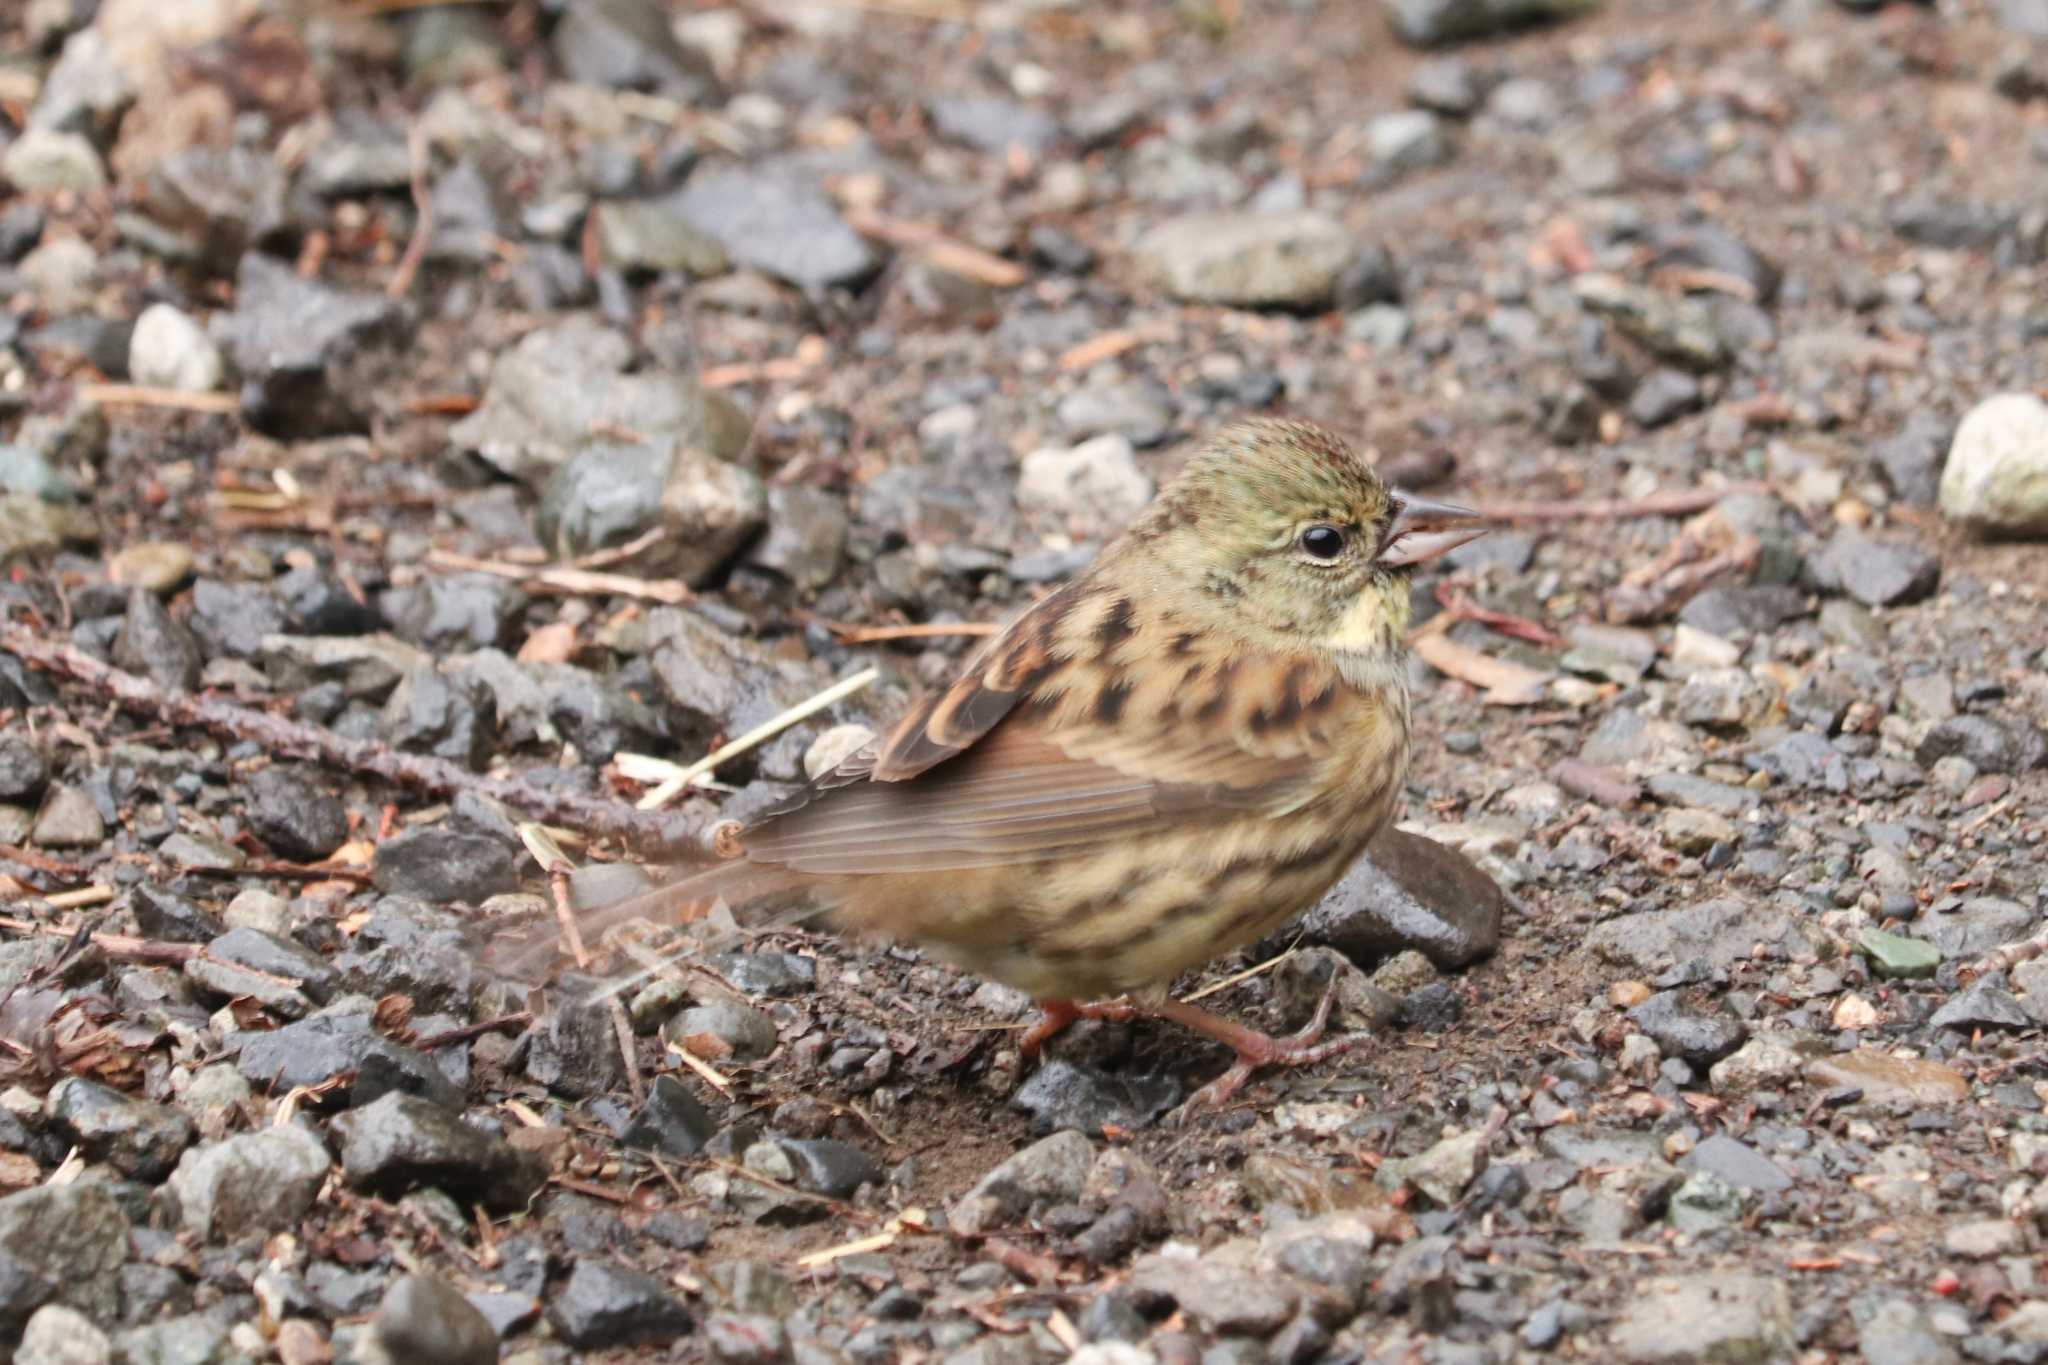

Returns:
635,667,879,809
1180,947,1297,1005
409,1011,532,1050
77,384,238,414
1471,482,1771,522
0,623,712,857
0,918,202,965
423,549,693,605
387,121,433,300
824,621,999,644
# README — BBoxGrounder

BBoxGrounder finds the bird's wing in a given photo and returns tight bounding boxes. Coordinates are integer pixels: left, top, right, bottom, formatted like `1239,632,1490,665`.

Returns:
743,584,1366,875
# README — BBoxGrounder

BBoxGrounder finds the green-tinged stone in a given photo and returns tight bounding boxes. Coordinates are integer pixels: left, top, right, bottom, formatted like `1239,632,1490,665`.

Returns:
159,831,248,872
1857,927,1941,980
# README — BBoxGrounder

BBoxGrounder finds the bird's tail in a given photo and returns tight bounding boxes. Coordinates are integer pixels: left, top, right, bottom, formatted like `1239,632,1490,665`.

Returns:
483,856,827,997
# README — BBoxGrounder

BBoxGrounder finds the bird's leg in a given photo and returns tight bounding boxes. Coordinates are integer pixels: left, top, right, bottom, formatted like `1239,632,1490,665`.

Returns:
1018,997,1143,1059
1150,985,1358,1115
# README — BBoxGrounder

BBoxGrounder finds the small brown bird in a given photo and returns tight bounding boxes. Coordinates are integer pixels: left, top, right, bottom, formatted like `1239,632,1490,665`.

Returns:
585,419,1482,1110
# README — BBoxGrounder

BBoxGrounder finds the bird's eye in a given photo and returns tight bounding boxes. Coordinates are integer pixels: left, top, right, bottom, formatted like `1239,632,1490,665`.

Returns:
1297,525,1346,561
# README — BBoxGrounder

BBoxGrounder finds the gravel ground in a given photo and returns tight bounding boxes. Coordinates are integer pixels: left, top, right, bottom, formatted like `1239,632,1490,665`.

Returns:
3,0,2048,1361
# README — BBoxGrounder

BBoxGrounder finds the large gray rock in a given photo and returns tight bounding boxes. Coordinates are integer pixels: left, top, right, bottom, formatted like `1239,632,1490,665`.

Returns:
165,1124,333,1239
667,165,879,291
1588,897,1817,972
0,1184,129,1322
1384,0,1603,48
448,317,750,485
1293,828,1504,970
1941,392,2048,537
1609,1273,1795,1362
225,253,411,438
1134,211,1354,310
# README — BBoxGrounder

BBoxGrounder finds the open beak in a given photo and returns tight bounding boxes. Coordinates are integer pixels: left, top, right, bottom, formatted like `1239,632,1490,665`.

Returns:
1377,492,1487,567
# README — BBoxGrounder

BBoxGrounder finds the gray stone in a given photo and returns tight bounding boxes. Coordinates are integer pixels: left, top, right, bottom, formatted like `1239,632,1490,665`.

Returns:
165,1124,332,1239
371,826,520,903
112,588,201,692
1873,410,1952,507
551,0,719,97
1366,110,1452,171
30,783,103,849
111,1316,234,1365
448,316,749,484
226,252,410,439
929,94,1060,155
244,764,348,861
330,1092,546,1212
1941,392,2048,537
1609,1273,1794,1362
534,435,766,587
0,1184,128,1321
1134,210,1354,310
1857,1297,1960,1365
1809,529,1940,607
1679,1135,1791,1193
746,484,848,591
1587,897,1815,972
27,29,129,140
951,1130,1094,1235
1575,273,1725,370
372,1275,497,1365
1929,979,2033,1031
592,199,729,276
1296,828,1506,970
1016,434,1153,532
1915,897,2035,957
547,1259,692,1348
1011,1061,1181,1138
45,1077,194,1181
1916,716,2046,774
668,165,878,291
1629,991,1747,1066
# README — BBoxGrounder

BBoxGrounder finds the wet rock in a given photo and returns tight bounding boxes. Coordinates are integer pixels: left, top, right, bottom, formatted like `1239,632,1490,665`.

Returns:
1856,1297,1959,1365
1126,1250,1301,1336
188,580,288,660
331,899,478,1014
535,435,767,587
1628,991,1747,1066
1588,897,1816,972
529,985,630,1099
226,253,411,438
235,1014,461,1109
1916,716,2046,774
129,885,224,944
0,737,49,803
379,666,498,769
1609,1273,1793,1362
371,1274,497,1365
553,0,719,99
31,784,104,849
1809,529,1940,607
548,1259,692,1348
0,1184,127,1322
622,1077,718,1159
1941,394,2048,535
45,1077,194,1181
1749,731,1850,792
112,588,201,691
669,164,878,291
449,317,749,484
371,825,520,903
243,765,347,861
1296,828,1505,971
1017,434,1154,531
331,1092,545,1212
127,303,222,393
163,1121,331,1236
1134,210,1354,310
1383,0,1602,47
951,1130,1093,1235
1011,1061,1181,1138
1807,1049,1968,1106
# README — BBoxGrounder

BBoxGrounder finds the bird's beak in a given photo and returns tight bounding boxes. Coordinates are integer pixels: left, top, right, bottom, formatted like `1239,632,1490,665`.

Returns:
1378,492,1488,567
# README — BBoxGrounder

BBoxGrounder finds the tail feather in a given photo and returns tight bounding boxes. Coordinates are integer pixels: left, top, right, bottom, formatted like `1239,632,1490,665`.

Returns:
483,857,828,985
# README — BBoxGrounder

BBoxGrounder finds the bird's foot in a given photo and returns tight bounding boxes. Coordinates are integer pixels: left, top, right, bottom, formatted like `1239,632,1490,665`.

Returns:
1161,985,1359,1120
1018,997,1141,1060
